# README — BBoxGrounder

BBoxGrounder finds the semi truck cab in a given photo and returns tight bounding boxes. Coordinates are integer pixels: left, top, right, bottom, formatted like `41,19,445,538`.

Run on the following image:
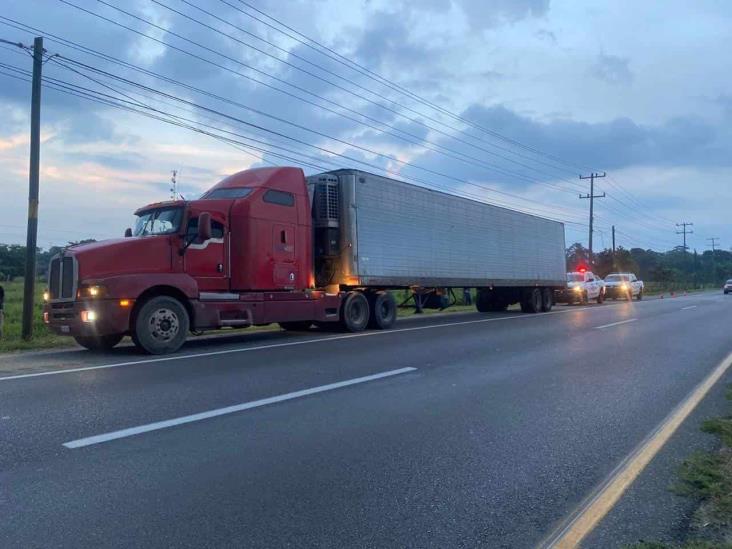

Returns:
43,167,340,354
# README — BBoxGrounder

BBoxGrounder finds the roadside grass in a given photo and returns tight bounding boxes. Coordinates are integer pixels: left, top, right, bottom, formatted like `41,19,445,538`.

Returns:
0,279,74,353
627,387,732,549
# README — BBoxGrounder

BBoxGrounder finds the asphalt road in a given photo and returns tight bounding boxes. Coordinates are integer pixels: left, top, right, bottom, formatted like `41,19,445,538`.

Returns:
1,292,731,548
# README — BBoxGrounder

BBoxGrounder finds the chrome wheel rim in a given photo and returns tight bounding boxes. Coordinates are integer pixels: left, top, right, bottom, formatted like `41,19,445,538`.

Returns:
148,307,179,342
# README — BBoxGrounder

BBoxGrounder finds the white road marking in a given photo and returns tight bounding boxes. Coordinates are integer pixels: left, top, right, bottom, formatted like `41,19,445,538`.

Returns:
681,305,698,310
541,349,732,548
63,367,417,448
0,307,593,383
594,318,637,330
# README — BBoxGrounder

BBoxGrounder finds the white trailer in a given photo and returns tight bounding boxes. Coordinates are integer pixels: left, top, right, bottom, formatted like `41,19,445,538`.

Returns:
307,169,566,313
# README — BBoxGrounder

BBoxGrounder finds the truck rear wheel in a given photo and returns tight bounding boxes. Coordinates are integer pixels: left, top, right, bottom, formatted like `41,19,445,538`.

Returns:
541,288,553,312
74,333,123,352
133,295,189,354
368,291,397,329
520,288,542,313
339,292,369,332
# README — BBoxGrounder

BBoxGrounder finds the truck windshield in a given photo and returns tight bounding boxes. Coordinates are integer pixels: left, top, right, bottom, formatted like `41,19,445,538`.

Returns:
133,207,183,236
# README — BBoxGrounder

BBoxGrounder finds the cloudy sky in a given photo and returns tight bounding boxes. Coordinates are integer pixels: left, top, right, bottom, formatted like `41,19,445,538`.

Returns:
1,0,730,252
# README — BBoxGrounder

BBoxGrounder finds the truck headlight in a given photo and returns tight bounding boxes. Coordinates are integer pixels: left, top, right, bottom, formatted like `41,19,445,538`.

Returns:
620,283,628,290
43,290,50,302
78,284,106,299
81,310,97,323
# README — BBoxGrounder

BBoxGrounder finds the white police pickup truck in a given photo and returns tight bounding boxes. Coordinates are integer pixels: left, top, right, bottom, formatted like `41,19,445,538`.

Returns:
604,272,644,300
556,270,605,305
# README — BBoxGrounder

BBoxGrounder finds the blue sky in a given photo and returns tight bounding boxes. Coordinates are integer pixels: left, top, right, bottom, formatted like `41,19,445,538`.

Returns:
1,0,730,252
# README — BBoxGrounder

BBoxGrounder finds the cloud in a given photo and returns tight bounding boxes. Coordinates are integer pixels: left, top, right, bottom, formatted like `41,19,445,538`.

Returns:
593,53,633,85
456,0,551,30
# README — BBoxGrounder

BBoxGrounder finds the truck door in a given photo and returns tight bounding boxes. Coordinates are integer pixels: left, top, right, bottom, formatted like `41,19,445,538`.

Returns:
184,214,228,291
272,222,297,288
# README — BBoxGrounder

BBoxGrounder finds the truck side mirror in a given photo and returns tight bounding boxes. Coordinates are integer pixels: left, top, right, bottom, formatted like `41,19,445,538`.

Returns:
124,228,132,238
197,212,212,241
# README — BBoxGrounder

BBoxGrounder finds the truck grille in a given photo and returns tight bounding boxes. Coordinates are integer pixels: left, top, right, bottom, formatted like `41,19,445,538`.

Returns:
47,255,77,301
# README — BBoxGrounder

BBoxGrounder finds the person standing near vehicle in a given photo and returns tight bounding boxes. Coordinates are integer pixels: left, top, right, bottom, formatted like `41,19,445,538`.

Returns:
463,287,472,306
0,284,4,339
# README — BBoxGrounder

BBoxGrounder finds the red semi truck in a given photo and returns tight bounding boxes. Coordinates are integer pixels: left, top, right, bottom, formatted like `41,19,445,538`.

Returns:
43,167,567,354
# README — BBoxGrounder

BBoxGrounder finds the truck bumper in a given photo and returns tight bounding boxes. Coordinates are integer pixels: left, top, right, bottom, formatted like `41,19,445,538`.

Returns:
44,300,132,337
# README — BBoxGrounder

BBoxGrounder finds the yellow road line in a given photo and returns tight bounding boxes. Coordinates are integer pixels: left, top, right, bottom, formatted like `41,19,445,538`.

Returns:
541,349,732,549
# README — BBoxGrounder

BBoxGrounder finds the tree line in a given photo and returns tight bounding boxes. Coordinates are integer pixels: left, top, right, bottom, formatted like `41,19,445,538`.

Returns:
566,242,732,287
0,241,96,281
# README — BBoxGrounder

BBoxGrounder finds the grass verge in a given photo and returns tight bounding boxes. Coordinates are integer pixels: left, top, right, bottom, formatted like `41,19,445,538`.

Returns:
627,387,732,549
0,279,74,353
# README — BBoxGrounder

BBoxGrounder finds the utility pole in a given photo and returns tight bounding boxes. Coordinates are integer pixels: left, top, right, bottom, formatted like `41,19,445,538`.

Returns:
579,172,606,265
21,37,44,341
675,222,694,252
611,225,616,270
707,237,719,252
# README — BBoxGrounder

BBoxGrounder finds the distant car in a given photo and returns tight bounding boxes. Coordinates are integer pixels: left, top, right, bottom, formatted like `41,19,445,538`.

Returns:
724,279,732,294
556,270,605,304
604,272,644,300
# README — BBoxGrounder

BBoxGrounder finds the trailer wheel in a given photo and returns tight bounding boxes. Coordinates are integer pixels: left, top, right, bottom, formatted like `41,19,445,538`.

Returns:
368,291,397,329
73,333,123,352
520,288,542,313
133,295,189,354
279,321,313,331
339,292,370,332
541,288,553,312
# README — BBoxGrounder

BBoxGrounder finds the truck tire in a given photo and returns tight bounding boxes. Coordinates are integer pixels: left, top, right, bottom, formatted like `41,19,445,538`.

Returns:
636,290,643,301
133,295,189,354
339,292,370,332
541,288,553,312
279,321,313,331
596,290,605,304
368,291,397,329
74,333,123,352
520,288,542,313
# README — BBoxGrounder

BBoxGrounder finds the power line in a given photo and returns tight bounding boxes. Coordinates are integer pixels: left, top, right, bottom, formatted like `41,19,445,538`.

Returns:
161,0,586,184
2,16,676,231
47,55,587,216
0,65,590,226
229,0,592,175
55,2,588,192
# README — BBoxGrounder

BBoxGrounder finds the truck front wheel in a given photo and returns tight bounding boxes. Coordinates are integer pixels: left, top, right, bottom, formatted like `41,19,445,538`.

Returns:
133,296,190,354
74,333,123,352
340,292,370,332
368,291,397,329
